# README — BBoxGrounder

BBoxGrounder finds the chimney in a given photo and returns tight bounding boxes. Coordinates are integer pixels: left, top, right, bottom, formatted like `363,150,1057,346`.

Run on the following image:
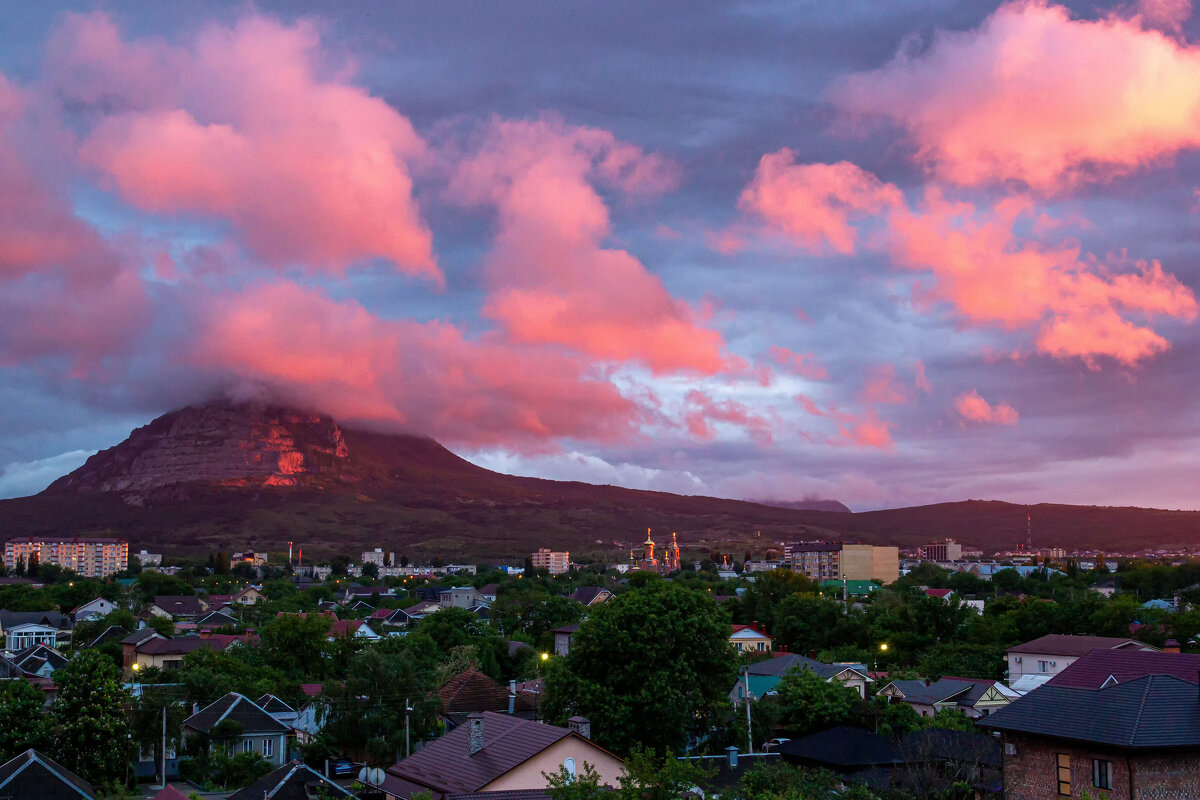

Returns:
245,628,254,643
568,716,591,740
199,629,211,639
725,745,739,769
1165,638,1181,654
468,713,485,755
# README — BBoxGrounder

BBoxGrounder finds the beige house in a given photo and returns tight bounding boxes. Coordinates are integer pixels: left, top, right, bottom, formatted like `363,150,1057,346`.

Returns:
729,624,772,654
1005,634,1155,681
382,712,623,799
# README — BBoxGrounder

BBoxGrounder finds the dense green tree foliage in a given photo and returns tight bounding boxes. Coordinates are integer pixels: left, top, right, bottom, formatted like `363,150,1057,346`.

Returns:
51,650,131,790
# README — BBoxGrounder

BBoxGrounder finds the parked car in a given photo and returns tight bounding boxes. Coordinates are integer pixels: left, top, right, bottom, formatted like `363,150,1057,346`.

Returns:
330,757,355,777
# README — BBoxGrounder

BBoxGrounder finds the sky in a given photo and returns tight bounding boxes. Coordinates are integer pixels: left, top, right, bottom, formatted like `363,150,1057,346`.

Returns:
2,0,1200,510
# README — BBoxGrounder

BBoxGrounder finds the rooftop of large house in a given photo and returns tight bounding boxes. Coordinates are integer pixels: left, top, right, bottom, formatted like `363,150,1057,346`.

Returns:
1006,634,1151,656
0,748,94,799
439,667,536,717
1045,647,1200,689
183,692,289,735
150,595,207,617
384,712,593,798
979,674,1200,748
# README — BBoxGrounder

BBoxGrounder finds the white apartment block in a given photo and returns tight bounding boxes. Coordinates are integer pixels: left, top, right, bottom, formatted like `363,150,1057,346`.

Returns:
362,548,387,567
532,548,570,575
4,537,128,578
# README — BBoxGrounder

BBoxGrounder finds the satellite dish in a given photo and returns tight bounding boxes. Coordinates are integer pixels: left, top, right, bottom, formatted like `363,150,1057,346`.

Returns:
357,767,370,783
369,767,385,785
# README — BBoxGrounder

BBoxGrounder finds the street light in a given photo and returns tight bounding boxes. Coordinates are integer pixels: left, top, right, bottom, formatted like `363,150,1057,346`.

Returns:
541,652,549,661
873,643,888,673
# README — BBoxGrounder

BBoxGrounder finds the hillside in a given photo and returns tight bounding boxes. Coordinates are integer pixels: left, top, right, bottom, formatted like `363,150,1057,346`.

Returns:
4,401,1199,559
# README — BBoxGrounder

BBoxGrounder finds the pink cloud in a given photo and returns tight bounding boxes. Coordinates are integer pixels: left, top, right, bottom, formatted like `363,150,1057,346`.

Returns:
0,71,151,372
914,360,932,392
793,393,895,450
57,12,438,280
449,116,729,375
739,154,1198,367
767,345,828,380
683,390,772,446
1131,0,1193,34
832,0,1200,189
860,364,907,405
188,282,646,449
955,389,1019,425
738,151,900,253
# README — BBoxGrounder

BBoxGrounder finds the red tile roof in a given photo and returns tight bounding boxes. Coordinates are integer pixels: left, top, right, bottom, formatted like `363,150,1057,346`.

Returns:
439,667,535,715
1046,648,1200,689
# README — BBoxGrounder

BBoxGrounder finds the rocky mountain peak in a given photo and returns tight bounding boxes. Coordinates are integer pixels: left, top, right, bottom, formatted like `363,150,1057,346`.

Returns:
48,401,349,504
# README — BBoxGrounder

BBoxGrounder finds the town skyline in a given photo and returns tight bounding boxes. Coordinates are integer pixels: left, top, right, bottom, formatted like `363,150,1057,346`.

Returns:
3,1,1200,512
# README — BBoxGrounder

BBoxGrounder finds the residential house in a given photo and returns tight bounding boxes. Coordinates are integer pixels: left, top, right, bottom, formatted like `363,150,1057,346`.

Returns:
124,631,255,675
552,623,579,657
402,600,441,621
257,694,300,727
342,584,396,605
228,761,354,800
328,618,381,641
196,609,238,629
382,713,623,799
10,643,68,678
924,588,955,602
145,595,208,622
730,652,873,703
182,692,289,768
86,624,129,649
677,748,781,797
729,623,773,655
0,749,95,799
232,585,265,606
478,584,499,603
979,670,1200,799
438,586,489,610
438,666,538,727
567,587,612,606
0,610,69,653
877,677,1014,718
70,597,116,623
1005,634,1156,681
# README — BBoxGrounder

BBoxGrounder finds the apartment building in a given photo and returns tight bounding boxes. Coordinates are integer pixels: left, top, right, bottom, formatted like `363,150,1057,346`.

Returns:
531,548,570,575
4,537,128,578
784,541,898,584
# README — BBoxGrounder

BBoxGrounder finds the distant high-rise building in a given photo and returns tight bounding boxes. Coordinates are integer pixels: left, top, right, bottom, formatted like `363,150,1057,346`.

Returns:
784,541,899,584
532,548,570,575
362,548,387,567
918,540,963,562
4,537,128,578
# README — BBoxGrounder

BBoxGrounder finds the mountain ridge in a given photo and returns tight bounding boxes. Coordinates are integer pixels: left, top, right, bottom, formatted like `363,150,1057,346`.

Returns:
6,401,1200,558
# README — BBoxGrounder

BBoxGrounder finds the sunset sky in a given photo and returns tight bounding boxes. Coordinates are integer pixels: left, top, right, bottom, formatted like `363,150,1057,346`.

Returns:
2,1,1200,510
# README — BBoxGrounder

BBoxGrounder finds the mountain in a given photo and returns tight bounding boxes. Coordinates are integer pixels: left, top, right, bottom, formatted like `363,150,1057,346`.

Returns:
755,499,853,514
4,401,1200,559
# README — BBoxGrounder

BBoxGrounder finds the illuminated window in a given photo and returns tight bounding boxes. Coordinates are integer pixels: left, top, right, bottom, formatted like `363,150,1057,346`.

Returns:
1057,753,1071,796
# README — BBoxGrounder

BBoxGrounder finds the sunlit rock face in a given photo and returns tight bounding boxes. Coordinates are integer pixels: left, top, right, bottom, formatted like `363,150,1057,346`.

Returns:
48,401,348,503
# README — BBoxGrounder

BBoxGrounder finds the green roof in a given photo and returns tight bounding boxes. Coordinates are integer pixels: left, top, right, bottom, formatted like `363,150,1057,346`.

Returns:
820,579,880,596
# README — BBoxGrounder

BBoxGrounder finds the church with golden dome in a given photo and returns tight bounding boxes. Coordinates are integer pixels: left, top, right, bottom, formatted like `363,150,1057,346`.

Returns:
629,529,681,573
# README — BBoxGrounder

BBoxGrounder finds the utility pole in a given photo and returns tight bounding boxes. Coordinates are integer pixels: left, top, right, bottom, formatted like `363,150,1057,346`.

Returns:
160,704,167,790
742,666,753,754
405,698,412,758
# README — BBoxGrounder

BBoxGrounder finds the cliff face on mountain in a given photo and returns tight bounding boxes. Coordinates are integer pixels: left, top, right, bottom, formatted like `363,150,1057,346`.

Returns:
46,402,349,504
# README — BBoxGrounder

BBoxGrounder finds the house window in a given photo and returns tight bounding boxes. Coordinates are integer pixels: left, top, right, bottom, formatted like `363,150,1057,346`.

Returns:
1056,753,1071,796
1039,660,1050,672
262,738,273,758
563,757,576,780
242,740,252,754
1093,758,1113,790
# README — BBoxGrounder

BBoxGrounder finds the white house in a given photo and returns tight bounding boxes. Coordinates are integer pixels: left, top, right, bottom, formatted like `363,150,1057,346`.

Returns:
729,624,773,654
71,597,116,623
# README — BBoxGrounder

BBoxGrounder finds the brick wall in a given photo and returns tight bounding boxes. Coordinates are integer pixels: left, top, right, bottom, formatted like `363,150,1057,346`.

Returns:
1001,734,1200,799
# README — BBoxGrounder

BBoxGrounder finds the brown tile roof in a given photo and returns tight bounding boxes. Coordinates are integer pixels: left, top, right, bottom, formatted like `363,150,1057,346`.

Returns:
151,596,207,618
1007,634,1152,656
387,712,572,796
439,668,535,715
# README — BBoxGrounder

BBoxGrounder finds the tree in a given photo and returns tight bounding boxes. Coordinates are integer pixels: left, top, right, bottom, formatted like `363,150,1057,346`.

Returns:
26,551,38,578
0,679,51,761
362,562,380,580
544,745,712,800
261,613,332,677
543,582,735,754
774,667,863,738
51,649,132,789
